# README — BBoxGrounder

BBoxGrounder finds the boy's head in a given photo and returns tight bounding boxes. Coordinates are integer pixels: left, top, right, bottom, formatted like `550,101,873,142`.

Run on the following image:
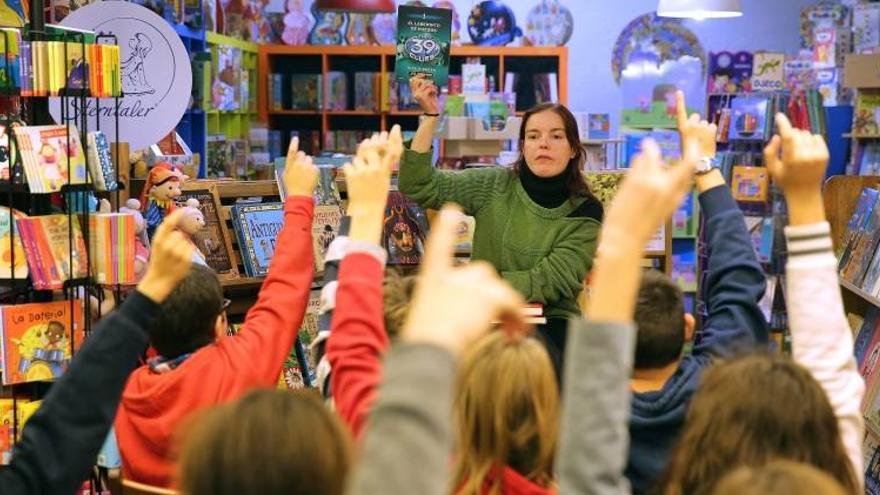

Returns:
382,269,417,339
150,264,225,358
633,269,695,369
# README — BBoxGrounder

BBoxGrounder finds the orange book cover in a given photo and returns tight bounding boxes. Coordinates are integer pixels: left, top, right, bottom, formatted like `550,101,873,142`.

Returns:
0,299,84,385
731,166,770,203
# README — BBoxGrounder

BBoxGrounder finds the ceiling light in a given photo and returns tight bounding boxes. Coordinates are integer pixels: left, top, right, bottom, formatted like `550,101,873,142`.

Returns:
657,0,743,19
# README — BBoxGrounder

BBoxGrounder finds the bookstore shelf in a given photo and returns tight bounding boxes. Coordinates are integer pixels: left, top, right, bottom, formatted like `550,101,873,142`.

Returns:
840,277,880,308
843,133,880,139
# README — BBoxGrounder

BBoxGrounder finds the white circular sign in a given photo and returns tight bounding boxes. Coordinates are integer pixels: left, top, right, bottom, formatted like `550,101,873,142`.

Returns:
49,1,192,150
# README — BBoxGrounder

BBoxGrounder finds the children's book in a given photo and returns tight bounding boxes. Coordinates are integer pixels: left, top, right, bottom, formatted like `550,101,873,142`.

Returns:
312,204,343,271
383,191,428,265
85,130,117,191
865,432,880,493
177,186,238,279
728,96,770,141
395,5,453,86
13,124,88,193
323,71,347,111
461,63,486,93
814,68,839,106
587,114,611,140
297,292,321,379
206,134,228,178
744,215,774,264
751,52,785,92
89,213,136,286
454,214,475,255
290,74,321,109
533,73,558,104
354,71,378,111
855,3,880,54
812,27,837,69
230,202,284,278
0,206,26,279
855,90,880,136
856,307,880,367
842,201,880,287
278,337,310,390
0,299,85,385
840,188,880,270
731,166,770,203
16,214,87,290
212,45,239,111
784,57,813,92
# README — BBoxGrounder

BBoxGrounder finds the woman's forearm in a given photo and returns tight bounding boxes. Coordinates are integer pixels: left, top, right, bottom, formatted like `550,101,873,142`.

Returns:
410,116,438,153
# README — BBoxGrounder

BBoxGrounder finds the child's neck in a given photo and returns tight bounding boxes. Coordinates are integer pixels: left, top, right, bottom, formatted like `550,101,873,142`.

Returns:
630,360,680,393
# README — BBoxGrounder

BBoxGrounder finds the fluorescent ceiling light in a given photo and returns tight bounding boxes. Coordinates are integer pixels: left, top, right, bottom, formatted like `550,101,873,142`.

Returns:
657,0,743,19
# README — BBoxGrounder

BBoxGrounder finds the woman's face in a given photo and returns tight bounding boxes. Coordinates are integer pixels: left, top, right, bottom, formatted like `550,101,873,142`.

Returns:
522,110,574,178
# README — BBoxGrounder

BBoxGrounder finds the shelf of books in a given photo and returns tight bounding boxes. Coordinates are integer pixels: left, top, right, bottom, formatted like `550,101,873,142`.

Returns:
258,45,568,156
0,19,126,465
844,53,880,176
826,175,880,442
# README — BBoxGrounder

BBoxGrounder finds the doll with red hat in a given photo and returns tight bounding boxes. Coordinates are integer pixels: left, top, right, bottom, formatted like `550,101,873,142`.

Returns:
140,164,182,240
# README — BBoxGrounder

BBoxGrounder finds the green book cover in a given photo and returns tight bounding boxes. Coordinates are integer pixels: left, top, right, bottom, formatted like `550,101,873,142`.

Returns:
395,5,452,86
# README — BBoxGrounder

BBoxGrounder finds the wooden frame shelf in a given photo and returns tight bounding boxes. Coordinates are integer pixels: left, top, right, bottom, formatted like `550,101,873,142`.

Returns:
258,44,568,152
840,277,880,307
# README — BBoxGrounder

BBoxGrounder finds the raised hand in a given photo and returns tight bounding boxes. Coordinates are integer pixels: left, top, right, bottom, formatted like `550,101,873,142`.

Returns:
763,113,829,196
137,209,197,303
675,90,717,159
402,205,526,355
283,136,320,198
343,141,394,245
410,75,440,115
763,113,829,226
356,124,405,172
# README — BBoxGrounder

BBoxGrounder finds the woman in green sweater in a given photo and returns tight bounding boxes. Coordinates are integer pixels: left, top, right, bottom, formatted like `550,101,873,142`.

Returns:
399,76,602,368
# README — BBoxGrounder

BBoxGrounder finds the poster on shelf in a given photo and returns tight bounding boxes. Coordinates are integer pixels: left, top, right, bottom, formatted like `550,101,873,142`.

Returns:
395,5,452,86
47,1,192,151
751,52,785,92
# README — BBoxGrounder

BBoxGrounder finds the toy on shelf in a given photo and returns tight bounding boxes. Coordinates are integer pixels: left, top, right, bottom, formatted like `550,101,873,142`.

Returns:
309,5,347,45
140,165,182,240
179,198,209,266
282,0,313,45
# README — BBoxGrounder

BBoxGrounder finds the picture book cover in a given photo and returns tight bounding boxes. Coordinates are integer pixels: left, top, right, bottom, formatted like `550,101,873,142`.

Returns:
865,244,880,296
0,299,84,385
843,202,880,288
212,45,239,111
855,90,880,136
395,5,452,86
784,58,813,92
751,52,785,92
461,63,486,93
13,124,87,193
0,207,26,280
354,71,377,111
86,131,117,191
89,213,136,286
812,27,837,70
383,191,427,265
315,166,342,205
856,307,880,367
17,214,87,290
297,292,321,377
744,215,774,264
814,68,839,106
312,204,343,271
855,3,880,54
231,202,284,278
707,51,754,94
728,96,770,141
673,191,697,238
839,188,879,270
454,214,475,254
278,337,310,390
865,432,880,494
731,166,769,203
206,135,228,179
177,187,238,278
290,74,321,109
587,114,610,140
323,71,347,111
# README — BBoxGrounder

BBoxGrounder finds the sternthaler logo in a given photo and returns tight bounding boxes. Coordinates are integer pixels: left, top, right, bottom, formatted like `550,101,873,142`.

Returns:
48,1,192,150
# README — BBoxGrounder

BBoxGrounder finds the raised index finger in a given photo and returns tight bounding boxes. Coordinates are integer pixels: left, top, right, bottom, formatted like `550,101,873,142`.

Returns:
286,136,300,162
675,90,688,128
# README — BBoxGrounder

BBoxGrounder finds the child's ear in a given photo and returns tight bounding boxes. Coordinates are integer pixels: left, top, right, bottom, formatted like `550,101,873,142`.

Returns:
684,313,696,342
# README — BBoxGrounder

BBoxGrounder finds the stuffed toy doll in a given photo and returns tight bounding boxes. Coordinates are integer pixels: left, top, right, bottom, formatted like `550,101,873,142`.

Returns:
140,165,182,240
179,198,208,267
119,198,150,281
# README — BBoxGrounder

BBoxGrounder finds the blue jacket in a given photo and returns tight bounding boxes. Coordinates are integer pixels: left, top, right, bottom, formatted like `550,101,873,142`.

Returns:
625,185,769,494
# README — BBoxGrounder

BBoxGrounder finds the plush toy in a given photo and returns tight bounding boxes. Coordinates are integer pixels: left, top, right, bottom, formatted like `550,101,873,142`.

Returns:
179,198,208,266
130,149,148,178
119,198,150,281
140,165,182,240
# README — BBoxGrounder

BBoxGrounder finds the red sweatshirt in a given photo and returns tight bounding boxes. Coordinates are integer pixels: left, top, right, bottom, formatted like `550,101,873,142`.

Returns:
479,466,556,495
326,251,389,440
115,196,315,488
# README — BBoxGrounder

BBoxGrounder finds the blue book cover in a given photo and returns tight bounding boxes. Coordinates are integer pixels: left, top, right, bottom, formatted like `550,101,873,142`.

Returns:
856,308,880,367
839,188,880,270
231,202,284,278
728,95,770,141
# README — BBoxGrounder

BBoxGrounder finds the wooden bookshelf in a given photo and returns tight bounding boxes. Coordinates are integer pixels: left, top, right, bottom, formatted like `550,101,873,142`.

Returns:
257,44,569,152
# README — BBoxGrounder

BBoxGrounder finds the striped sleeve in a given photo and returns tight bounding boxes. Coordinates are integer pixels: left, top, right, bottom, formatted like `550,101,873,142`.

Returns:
785,221,865,490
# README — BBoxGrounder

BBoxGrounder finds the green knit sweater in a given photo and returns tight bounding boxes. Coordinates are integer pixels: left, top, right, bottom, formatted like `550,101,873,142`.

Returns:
398,148,600,318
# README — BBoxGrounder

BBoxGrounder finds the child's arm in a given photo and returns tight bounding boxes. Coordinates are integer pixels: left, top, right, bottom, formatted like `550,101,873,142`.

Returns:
0,212,194,495
766,116,865,489
216,139,318,384
326,131,399,439
558,140,696,495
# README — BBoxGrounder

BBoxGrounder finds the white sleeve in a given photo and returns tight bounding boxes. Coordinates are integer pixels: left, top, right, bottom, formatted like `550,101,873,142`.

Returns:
786,221,865,489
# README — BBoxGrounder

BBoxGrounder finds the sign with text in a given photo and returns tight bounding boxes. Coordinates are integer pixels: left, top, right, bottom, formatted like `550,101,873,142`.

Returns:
49,1,192,151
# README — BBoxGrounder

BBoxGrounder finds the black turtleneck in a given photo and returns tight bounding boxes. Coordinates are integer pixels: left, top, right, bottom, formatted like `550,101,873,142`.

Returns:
518,165,604,221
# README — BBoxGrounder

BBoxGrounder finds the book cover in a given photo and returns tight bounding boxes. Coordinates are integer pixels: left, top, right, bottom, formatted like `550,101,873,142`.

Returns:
731,166,769,203
290,73,321,110
323,71,347,111
855,3,880,54
1,299,85,385
454,214,475,254
855,90,880,136
231,202,284,278
312,204,343,271
856,308,880,367
0,206,27,279
206,134,228,178
839,188,879,270
865,432,880,493
744,215,774,264
383,192,427,265
587,114,611,140
814,68,839,106
177,187,238,278
461,63,486,93
728,96,770,141
212,45,239,111
297,292,321,378
751,52,785,92
842,201,880,287
784,58,813,92
13,124,88,193
86,130,117,191
278,337,310,390
395,5,452,86
17,214,87,290
354,71,377,111
812,27,837,70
